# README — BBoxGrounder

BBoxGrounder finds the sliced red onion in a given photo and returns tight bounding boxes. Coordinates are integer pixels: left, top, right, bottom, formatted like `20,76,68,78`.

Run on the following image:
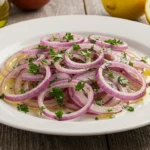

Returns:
54,59,87,74
22,44,49,54
38,79,94,121
88,35,128,51
22,72,44,81
96,62,146,100
64,43,104,68
40,33,84,48
4,65,51,101
23,81,30,91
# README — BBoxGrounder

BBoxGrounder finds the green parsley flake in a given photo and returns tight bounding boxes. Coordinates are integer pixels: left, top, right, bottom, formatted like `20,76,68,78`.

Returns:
73,44,81,51
50,87,64,106
110,114,115,119
108,70,114,78
90,45,94,50
107,109,113,112
118,76,129,86
120,52,127,64
126,106,134,112
95,117,99,120
28,62,40,75
141,56,148,63
39,106,45,115
68,78,72,83
75,81,85,91
17,104,29,113
55,110,63,119
81,49,91,57
20,89,25,94
38,45,47,49
104,38,123,45
49,47,62,62
129,61,133,66
90,40,96,44
41,60,47,64
0,94,4,100
52,35,58,41
50,78,57,84
95,98,103,106
63,32,74,42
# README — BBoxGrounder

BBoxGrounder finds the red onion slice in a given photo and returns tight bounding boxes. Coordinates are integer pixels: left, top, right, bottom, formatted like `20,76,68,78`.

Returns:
64,43,104,68
40,33,84,48
38,79,94,121
4,65,51,101
96,62,146,100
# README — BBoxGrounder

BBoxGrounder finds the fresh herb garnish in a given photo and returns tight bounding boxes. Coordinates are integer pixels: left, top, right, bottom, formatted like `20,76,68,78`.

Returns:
52,35,58,41
55,110,63,119
90,45,94,50
95,117,99,120
28,58,35,63
20,89,25,94
38,45,47,49
17,104,29,113
110,114,115,119
95,98,103,106
49,47,62,62
68,78,72,82
0,94,4,100
50,87,64,106
75,81,85,91
141,56,148,63
126,106,134,112
73,44,81,51
120,52,127,64
63,32,74,42
81,49,91,57
50,78,57,84
129,61,133,66
90,40,96,44
104,38,123,45
39,106,45,115
107,109,113,112
108,70,114,78
41,59,47,64
118,76,129,86
28,62,40,75
66,112,71,114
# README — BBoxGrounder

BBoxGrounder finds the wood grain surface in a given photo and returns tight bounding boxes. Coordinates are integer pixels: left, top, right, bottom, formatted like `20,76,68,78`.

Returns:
1,0,150,150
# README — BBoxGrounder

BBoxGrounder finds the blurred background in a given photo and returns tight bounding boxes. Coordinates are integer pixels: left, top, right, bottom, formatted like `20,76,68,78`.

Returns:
0,0,149,28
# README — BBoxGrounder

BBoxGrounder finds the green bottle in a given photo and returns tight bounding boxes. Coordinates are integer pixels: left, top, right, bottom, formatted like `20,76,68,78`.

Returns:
0,0,9,28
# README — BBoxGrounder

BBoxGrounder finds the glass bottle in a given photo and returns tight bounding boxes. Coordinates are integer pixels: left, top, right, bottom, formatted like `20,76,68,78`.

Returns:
0,0,9,28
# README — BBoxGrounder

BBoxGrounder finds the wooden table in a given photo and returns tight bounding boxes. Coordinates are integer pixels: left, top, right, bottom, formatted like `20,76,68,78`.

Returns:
1,0,150,150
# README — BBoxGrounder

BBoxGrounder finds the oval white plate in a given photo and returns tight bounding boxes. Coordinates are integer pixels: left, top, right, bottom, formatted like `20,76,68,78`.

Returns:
0,15,150,136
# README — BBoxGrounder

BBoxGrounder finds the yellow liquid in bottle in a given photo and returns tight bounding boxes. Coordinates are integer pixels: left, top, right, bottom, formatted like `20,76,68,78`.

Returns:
0,0,9,28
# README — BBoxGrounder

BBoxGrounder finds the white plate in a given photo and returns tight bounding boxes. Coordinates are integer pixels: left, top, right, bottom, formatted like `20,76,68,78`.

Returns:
0,15,150,136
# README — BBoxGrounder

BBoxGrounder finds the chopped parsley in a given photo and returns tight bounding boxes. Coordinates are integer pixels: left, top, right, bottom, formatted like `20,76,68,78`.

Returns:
38,45,47,49
104,38,123,45
73,44,81,51
107,109,113,112
17,104,29,113
120,52,127,64
110,114,115,119
108,70,114,78
0,94,4,100
95,98,103,106
118,76,129,86
63,32,74,42
126,106,134,112
141,56,148,63
28,62,40,75
52,35,58,41
90,45,94,50
41,59,47,64
129,61,133,67
49,47,62,62
39,106,45,115
68,78,72,83
81,49,91,57
75,81,85,91
20,89,25,94
50,78,57,84
50,87,64,106
28,58,35,63
90,40,96,44
95,117,99,120
55,110,63,119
